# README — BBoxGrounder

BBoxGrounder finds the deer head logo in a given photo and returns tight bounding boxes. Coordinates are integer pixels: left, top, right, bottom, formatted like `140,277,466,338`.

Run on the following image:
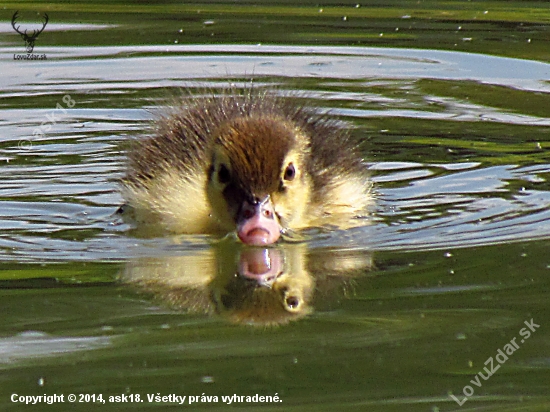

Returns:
11,11,49,54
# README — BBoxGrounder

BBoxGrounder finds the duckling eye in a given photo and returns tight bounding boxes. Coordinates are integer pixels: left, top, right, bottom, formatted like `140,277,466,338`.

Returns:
283,163,295,181
218,164,231,184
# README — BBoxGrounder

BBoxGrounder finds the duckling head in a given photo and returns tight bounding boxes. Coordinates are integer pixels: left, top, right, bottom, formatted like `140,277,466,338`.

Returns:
207,115,311,245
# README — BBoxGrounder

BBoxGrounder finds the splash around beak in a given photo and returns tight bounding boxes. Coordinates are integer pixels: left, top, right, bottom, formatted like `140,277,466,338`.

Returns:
236,195,282,245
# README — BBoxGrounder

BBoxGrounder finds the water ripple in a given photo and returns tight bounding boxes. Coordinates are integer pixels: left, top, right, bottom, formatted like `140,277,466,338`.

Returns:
1,46,549,261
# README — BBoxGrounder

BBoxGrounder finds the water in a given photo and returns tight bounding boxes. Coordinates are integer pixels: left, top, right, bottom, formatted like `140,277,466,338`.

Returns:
1,4,550,411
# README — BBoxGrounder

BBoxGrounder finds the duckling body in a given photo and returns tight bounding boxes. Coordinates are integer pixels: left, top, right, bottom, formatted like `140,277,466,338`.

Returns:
121,89,372,244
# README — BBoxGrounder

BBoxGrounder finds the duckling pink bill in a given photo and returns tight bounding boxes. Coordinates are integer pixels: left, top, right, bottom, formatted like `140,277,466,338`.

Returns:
236,196,281,245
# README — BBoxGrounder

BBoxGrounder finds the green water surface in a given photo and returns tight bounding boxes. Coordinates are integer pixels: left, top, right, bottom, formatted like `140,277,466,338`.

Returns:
0,1,549,411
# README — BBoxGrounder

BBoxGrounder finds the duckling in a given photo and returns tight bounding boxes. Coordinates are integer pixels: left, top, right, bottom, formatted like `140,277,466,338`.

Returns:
121,88,372,244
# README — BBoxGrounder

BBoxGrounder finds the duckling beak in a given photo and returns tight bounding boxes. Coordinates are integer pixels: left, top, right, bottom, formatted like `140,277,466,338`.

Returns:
236,195,282,245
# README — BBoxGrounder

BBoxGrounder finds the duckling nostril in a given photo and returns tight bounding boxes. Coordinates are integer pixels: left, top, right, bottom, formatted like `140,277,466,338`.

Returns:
242,208,254,219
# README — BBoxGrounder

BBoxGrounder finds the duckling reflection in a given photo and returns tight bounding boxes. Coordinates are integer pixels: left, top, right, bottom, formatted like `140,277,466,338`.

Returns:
121,242,372,326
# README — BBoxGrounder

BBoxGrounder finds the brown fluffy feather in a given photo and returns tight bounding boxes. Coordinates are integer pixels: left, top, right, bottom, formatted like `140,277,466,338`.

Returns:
121,88,372,235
